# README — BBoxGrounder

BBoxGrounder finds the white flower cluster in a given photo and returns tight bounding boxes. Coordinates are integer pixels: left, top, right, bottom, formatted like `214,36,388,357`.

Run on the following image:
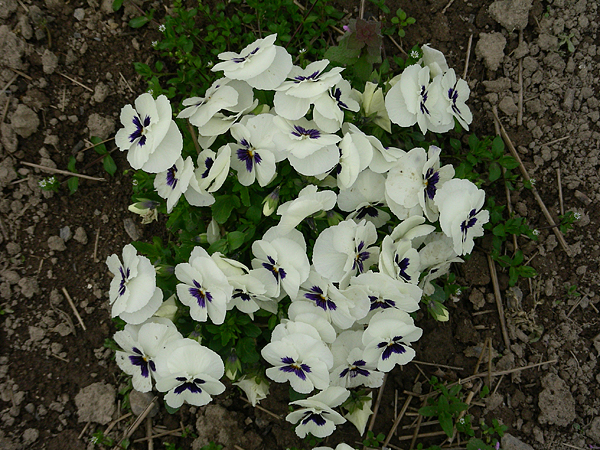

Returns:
109,34,488,435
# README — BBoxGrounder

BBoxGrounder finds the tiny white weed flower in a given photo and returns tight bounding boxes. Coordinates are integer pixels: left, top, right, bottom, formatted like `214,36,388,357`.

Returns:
532,229,540,236
410,50,420,59
152,41,158,47
158,24,166,32
574,212,581,220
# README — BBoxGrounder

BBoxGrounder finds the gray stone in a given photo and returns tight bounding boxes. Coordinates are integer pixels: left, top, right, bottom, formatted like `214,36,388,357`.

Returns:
0,25,27,70
501,433,535,450
73,227,88,244
93,82,110,103
18,277,39,298
538,33,558,51
11,104,39,138
87,113,115,140
22,428,39,446
475,33,506,71
41,49,59,74
489,0,533,31
73,8,85,21
1,122,18,154
75,382,116,425
129,390,158,417
0,0,18,19
48,235,66,251
499,96,518,115
483,77,511,93
538,373,576,426
586,416,600,443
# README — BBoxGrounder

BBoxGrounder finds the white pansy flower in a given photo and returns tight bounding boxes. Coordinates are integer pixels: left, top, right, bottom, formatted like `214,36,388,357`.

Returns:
337,169,390,228
329,330,384,389
115,93,183,173
155,338,225,408
153,294,178,322
312,219,379,286
434,178,489,255
154,156,194,213
337,124,373,190
251,234,310,299
185,144,232,207
230,114,278,187
175,246,233,325
106,244,163,324
114,318,182,392
384,64,452,135
262,333,333,393
274,60,344,120
128,199,159,224
177,78,239,127
314,445,357,450
350,271,422,318
360,82,391,132
362,309,423,372
212,34,292,90
276,185,337,234
379,236,421,284
234,376,269,406
367,136,405,174
418,232,463,295
441,68,473,130
286,386,350,438
287,303,337,344
273,116,341,176
312,79,360,132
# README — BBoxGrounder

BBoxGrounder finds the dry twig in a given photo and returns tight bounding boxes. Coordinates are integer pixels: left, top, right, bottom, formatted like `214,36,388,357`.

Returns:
517,30,524,126
58,72,94,92
93,228,100,263
487,255,511,351
116,397,157,448
557,167,564,216
383,392,414,448
21,161,106,181
62,287,87,331
462,34,473,80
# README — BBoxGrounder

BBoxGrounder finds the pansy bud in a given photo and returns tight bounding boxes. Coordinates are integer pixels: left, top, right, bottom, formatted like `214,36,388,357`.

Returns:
207,218,220,244
225,351,242,381
155,264,175,277
326,210,344,227
128,199,159,224
344,392,372,436
262,186,280,216
234,376,269,406
153,294,178,321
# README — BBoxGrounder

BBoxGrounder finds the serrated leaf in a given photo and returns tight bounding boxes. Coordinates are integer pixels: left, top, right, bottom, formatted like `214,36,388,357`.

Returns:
324,44,360,65
103,155,117,176
236,337,260,364
439,411,454,437
129,16,150,28
418,405,438,417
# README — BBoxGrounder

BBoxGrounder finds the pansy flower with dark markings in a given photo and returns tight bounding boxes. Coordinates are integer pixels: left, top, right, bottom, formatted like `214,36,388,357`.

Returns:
154,156,194,213
230,115,278,187
286,386,349,438
177,78,239,128
337,123,374,190
274,59,344,121
313,219,379,288
276,184,337,234
434,178,490,255
211,34,292,90
379,236,421,285
251,234,310,300
114,318,182,393
385,64,452,135
115,93,182,173
441,68,473,130
184,145,231,208
312,79,360,133
337,169,390,228
175,246,233,325
154,338,225,408
329,330,384,389
362,309,423,372
262,333,333,394
106,244,163,324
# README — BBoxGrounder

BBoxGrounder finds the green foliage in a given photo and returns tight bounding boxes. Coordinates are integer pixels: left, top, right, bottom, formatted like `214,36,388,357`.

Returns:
139,0,343,100
558,210,579,233
38,176,60,192
362,430,385,448
67,156,79,194
388,8,416,38
419,377,468,438
90,430,114,447
91,136,117,176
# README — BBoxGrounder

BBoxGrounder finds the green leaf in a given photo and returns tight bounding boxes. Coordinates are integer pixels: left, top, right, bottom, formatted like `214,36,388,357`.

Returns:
129,16,150,28
236,337,260,364
439,411,454,437
488,162,501,182
491,135,505,158
103,155,117,176
467,438,493,450
418,405,438,417
67,177,79,194
243,323,262,338
112,0,124,11
90,136,107,155
212,195,240,224
498,155,519,169
226,231,246,251
353,56,372,81
164,400,180,415
67,156,77,172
